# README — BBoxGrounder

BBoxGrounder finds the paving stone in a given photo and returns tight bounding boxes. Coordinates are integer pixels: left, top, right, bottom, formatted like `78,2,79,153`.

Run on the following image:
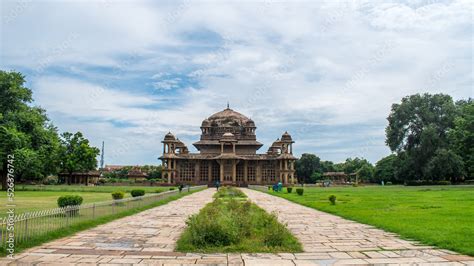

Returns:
5,188,473,265
241,188,473,265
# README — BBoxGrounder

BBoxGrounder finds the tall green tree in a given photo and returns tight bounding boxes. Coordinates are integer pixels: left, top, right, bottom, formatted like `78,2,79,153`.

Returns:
0,71,61,189
385,93,457,180
295,153,321,183
374,154,399,183
424,149,464,183
449,99,474,179
59,132,100,184
342,157,371,173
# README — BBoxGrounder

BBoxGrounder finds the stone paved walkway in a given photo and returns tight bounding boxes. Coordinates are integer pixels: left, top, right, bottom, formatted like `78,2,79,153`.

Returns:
241,188,474,265
1,189,216,265
2,188,473,265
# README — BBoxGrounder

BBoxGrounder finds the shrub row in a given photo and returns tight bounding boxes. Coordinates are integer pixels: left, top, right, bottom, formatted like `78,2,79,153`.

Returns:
57,195,83,208
405,180,451,186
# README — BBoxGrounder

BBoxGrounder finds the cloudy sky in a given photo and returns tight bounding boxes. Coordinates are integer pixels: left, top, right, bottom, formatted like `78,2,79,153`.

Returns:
1,0,472,165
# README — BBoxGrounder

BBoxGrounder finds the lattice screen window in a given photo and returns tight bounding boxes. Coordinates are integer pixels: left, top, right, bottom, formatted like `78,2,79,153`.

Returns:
247,161,256,181
262,161,276,182
236,163,244,181
200,161,209,181
212,161,220,180
179,160,195,181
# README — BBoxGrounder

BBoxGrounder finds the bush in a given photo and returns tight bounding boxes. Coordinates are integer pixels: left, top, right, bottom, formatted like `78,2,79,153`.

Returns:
57,195,83,207
329,195,336,205
405,180,452,186
111,191,125,200
169,187,176,191
214,187,246,199
131,189,145,197
43,175,58,185
262,215,286,247
296,188,304,196
97,178,106,185
57,195,83,216
286,187,293,193
186,200,240,247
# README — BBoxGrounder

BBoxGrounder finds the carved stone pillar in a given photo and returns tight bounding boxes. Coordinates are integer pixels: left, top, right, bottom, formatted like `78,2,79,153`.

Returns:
256,162,262,184
208,162,212,182
220,161,224,182
232,161,236,183
195,161,200,183
244,160,248,183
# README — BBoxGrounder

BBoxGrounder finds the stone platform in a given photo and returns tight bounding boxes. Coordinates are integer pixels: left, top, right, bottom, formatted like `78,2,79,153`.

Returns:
2,188,473,265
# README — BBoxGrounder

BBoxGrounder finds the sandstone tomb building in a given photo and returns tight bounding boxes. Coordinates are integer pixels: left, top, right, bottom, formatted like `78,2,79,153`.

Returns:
159,107,296,186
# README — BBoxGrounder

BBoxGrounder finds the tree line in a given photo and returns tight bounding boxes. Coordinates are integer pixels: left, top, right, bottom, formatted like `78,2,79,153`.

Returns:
0,71,99,190
296,93,473,184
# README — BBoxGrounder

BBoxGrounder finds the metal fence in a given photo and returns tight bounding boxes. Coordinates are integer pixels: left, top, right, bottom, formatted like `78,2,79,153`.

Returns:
0,185,207,248
248,185,269,192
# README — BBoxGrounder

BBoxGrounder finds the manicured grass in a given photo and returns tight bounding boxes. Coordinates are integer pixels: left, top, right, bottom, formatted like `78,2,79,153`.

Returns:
16,184,172,193
176,187,302,253
0,185,174,215
0,191,116,214
265,185,474,256
0,188,204,257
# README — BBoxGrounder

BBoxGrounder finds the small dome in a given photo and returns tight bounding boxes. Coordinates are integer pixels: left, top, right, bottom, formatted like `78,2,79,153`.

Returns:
175,138,186,148
164,132,176,141
271,138,282,148
245,119,255,127
281,131,292,141
201,119,211,127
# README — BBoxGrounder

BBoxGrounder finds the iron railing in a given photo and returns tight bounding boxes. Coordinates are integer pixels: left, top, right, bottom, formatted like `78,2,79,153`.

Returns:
0,185,207,248
248,185,269,191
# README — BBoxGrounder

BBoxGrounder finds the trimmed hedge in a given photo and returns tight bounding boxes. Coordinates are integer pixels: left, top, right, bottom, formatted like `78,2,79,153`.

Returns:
405,180,451,186
329,195,336,205
131,189,145,197
296,188,304,196
57,195,83,208
286,187,293,193
111,191,125,200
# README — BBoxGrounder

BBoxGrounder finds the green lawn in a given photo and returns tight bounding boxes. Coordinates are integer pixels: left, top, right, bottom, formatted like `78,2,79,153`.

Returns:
16,184,172,193
0,188,204,257
0,185,174,215
265,185,474,256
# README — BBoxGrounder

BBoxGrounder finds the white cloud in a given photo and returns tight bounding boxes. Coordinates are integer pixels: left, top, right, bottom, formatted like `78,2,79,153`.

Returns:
1,0,472,164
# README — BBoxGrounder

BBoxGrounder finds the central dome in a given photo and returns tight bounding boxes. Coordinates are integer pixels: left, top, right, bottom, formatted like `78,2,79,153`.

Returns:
206,107,251,127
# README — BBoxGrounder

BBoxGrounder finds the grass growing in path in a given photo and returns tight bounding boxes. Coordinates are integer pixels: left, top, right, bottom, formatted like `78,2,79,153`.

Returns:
265,185,474,256
176,187,302,253
0,188,204,257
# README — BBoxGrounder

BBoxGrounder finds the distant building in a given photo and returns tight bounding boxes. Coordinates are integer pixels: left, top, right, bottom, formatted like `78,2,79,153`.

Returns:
102,165,150,180
159,107,297,186
322,172,357,184
59,171,100,185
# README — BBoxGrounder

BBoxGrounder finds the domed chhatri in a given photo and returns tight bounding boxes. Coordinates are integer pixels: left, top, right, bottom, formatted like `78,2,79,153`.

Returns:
160,107,296,186
163,132,176,141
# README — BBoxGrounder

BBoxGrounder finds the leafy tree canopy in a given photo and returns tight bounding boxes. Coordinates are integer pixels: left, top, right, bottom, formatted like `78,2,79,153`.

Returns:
60,132,100,180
